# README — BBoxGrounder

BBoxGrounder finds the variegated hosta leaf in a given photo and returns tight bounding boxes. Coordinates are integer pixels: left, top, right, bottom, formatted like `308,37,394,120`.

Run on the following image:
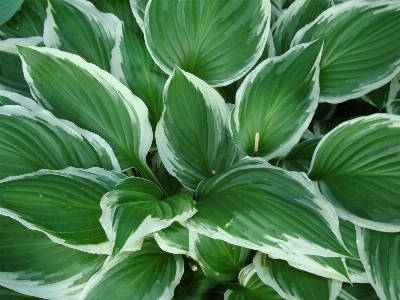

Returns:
0,214,107,299
291,0,400,103
308,114,400,232
100,177,196,255
129,0,148,32
357,227,400,300
338,283,380,300
0,0,23,25
189,231,251,283
224,263,284,300
156,68,238,190
0,168,125,254
389,72,400,100
185,157,349,258
387,99,400,115
277,138,321,173
44,0,119,71
144,0,271,86
0,90,42,110
272,0,331,55
230,40,323,160
111,22,167,130
254,253,342,300
0,105,120,180
78,239,183,300
361,81,391,111
18,46,154,177
0,37,43,97
0,285,41,299
154,222,189,255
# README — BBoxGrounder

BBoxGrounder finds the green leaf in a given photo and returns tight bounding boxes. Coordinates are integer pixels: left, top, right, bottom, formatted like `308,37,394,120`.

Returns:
100,177,196,255
0,90,42,110
0,285,40,299
156,68,238,190
185,157,349,258
0,37,43,97
18,46,154,175
230,40,323,160
0,168,125,253
254,253,342,300
361,81,391,110
129,0,148,32
387,98,400,115
0,214,107,299
224,263,284,300
338,283,380,300
277,138,321,173
0,105,120,180
0,0,47,39
272,0,331,55
0,0,24,25
44,0,119,71
144,0,271,86
79,239,184,300
189,231,251,283
292,1,400,103
308,114,400,232
154,222,190,255
111,22,167,130
357,227,400,300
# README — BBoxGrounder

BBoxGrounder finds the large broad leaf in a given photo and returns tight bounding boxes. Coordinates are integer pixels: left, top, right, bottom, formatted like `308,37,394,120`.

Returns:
254,253,342,300
129,0,148,31
0,37,43,97
185,157,349,258
356,227,400,300
44,0,119,71
308,114,400,232
0,90,42,111
79,239,183,300
291,1,400,103
0,168,125,254
100,177,196,255
0,105,120,180
272,0,331,55
230,40,323,160
224,263,283,300
18,46,154,178
156,68,238,190
189,231,251,283
111,22,167,130
0,214,107,299
0,0,47,39
144,0,271,86
154,222,189,255
0,0,24,25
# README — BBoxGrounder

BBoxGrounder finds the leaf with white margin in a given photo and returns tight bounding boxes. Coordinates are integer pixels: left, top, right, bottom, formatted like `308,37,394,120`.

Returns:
387,99,400,115
78,238,183,300
230,40,323,160
100,177,196,256
156,68,238,190
44,0,119,71
224,263,284,300
291,0,400,103
154,222,189,255
308,114,400,232
0,37,43,97
129,0,148,32
356,227,400,300
0,90,42,111
189,231,251,283
144,0,271,87
111,22,167,130
0,168,125,254
337,283,380,300
185,157,350,258
18,46,154,178
389,72,400,100
272,0,331,55
254,253,342,300
0,105,120,180
361,81,390,110
0,214,107,300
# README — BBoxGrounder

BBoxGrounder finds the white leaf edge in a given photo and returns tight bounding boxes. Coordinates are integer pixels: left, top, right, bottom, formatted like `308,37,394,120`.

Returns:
309,113,400,232
336,290,358,300
129,0,146,32
387,99,400,115
0,90,43,111
154,228,189,255
231,40,323,160
253,252,342,300
110,22,129,87
291,0,400,104
143,0,272,87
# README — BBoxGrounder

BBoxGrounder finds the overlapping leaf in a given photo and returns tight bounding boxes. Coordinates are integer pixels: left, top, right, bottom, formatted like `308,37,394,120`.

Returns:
0,0,23,25
308,114,400,232
292,0,400,103
387,98,400,115
337,283,379,300
144,0,271,86
129,0,148,31
0,90,42,110
230,40,323,160
154,222,189,255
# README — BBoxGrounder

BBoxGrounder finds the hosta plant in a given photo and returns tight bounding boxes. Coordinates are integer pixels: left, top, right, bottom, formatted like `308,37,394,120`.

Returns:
1,0,400,299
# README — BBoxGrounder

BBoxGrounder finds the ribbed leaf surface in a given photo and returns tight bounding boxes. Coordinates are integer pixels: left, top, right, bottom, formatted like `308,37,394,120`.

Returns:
154,222,189,255
0,0,23,25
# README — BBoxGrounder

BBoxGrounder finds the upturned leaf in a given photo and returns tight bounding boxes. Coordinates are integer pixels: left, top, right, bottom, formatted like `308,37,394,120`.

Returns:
154,222,190,255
